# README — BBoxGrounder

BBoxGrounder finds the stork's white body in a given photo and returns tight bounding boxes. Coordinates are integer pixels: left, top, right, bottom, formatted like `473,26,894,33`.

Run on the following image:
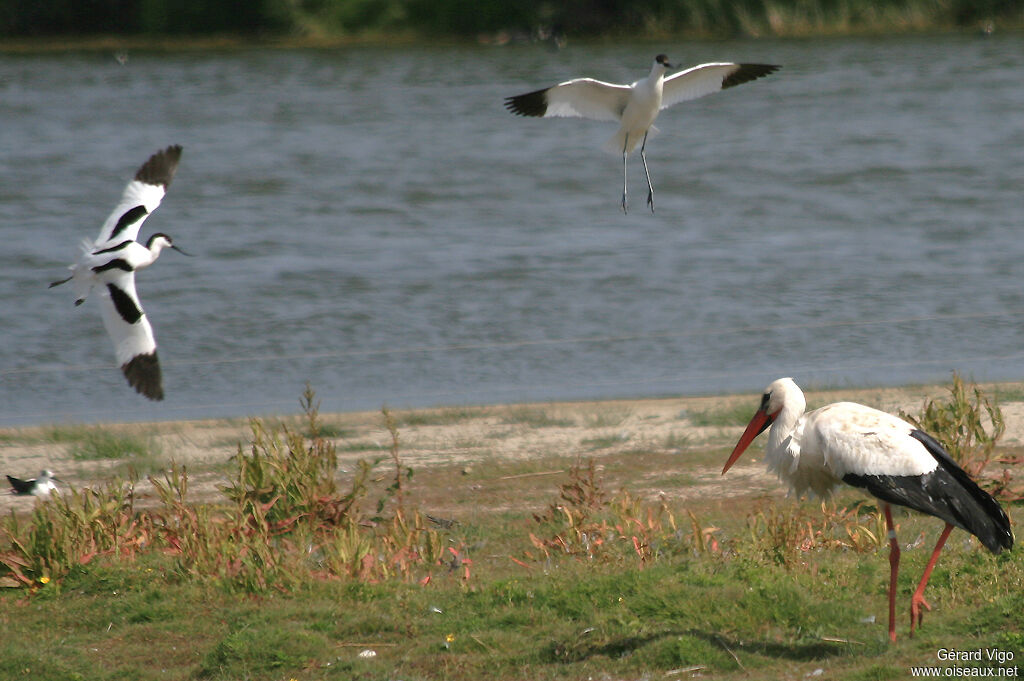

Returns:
504,57,780,213
761,390,937,499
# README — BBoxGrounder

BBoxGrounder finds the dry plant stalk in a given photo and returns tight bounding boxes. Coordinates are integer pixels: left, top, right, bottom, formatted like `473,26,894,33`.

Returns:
746,500,885,566
899,372,1004,477
528,457,696,566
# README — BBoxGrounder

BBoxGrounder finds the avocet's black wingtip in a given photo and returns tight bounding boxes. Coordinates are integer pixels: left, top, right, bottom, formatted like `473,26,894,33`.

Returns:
722,63,781,89
504,88,548,117
122,351,164,401
135,145,183,188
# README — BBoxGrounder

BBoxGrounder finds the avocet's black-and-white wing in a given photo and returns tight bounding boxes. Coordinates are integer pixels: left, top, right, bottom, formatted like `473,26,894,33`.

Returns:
7,475,34,495
97,271,163,401
662,63,779,110
504,78,631,122
93,145,182,250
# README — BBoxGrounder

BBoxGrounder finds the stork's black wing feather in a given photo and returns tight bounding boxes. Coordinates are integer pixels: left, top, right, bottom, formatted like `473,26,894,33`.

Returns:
843,430,1013,554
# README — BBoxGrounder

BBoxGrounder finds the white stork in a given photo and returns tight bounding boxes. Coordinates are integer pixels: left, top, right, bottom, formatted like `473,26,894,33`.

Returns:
504,55,779,214
50,145,189,401
723,377,1013,642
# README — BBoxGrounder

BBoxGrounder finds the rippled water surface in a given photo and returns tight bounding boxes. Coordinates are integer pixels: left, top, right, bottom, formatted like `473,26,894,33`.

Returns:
1,35,1023,425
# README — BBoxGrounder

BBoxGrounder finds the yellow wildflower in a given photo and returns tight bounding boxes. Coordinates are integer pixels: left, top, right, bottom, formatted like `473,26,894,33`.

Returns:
39,576,50,585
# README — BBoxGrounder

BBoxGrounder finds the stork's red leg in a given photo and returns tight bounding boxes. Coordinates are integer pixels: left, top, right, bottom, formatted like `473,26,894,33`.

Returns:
883,504,900,643
910,523,953,636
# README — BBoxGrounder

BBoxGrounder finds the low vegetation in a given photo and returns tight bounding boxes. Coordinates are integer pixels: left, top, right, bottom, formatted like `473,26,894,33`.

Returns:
0,379,1020,680
901,371,1023,501
0,387,458,591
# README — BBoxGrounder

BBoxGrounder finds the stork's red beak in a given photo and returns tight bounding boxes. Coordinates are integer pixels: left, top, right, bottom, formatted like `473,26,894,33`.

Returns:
722,409,773,474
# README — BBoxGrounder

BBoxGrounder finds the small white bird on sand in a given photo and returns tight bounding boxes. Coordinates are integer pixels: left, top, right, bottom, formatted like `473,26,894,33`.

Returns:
50,145,189,401
504,56,779,213
7,470,62,497
723,378,1013,642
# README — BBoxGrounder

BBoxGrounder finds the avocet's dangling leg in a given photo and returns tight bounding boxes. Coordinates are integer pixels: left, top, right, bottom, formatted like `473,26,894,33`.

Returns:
640,131,655,214
910,523,954,636
621,135,629,214
48,274,88,306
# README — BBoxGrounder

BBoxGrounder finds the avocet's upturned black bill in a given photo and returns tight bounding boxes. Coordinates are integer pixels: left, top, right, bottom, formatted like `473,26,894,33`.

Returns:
50,145,186,401
7,470,62,496
723,378,1013,642
504,56,779,213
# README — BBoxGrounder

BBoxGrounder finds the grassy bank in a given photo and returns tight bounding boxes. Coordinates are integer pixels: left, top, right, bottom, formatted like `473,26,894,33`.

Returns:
0,380,1021,679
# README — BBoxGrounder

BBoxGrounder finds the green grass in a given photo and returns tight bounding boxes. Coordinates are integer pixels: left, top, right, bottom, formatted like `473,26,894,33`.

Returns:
336,439,391,452
580,434,628,450
0,426,165,482
664,431,691,449
307,421,354,439
499,406,575,428
397,407,482,427
1,505,1020,681
67,430,157,461
653,471,700,487
687,401,758,428
0,424,98,446
993,384,1024,404
62,429,165,478
581,409,632,429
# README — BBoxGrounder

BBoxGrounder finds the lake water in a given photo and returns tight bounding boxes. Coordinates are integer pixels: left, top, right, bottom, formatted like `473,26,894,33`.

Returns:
1,35,1023,426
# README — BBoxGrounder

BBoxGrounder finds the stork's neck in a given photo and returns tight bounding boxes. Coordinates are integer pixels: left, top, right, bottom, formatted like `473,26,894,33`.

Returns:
766,391,806,460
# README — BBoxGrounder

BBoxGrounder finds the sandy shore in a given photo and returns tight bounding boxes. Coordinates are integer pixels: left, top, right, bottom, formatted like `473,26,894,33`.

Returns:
2,381,1022,514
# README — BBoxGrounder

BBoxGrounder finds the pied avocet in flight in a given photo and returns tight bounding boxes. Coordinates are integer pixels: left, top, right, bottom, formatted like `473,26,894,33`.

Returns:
7,470,62,497
50,145,189,401
504,55,779,213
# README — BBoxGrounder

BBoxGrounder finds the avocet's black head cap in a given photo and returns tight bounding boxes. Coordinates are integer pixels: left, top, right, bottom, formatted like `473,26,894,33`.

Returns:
147,232,193,256
655,54,673,68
